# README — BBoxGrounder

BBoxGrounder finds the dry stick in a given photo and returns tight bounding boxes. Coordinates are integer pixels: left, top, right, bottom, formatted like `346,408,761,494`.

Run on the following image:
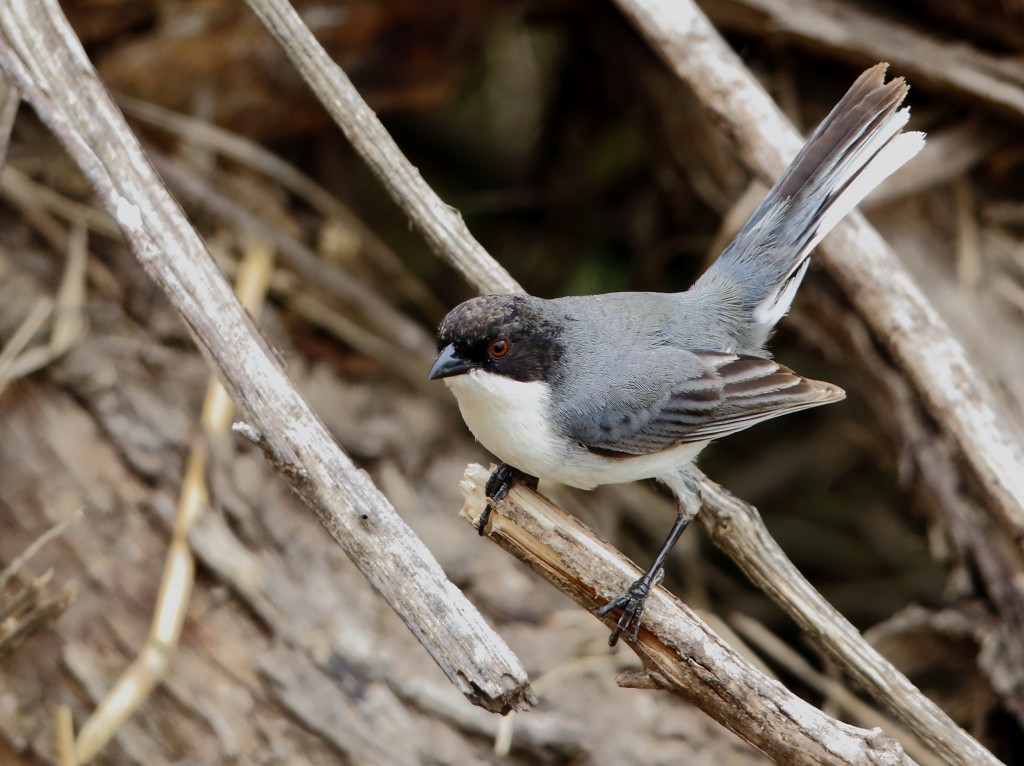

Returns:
1,221,87,384
3,165,124,239
54,705,77,766
0,182,89,393
227,0,991,763
616,0,1024,550
705,0,1024,125
0,508,83,592
4,164,429,387
0,298,51,393
241,0,523,297
459,464,915,766
0,0,533,715
0,575,75,659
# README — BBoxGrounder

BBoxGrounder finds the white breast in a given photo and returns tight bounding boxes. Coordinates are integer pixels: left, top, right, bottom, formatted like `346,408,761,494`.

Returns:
445,370,708,490
445,371,566,482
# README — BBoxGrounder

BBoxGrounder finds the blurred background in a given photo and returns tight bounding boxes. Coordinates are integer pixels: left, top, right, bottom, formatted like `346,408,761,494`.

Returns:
2,0,1024,763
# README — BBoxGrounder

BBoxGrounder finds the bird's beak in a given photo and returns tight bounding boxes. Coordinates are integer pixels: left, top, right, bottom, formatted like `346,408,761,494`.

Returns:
428,344,471,380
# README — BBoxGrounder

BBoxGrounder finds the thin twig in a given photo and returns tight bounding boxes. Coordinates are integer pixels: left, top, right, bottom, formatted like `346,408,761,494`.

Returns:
0,297,52,393
953,177,981,291
692,470,995,766
0,220,87,390
0,574,76,659
117,95,447,319
54,705,77,766
146,147,435,357
729,613,944,766
2,166,123,239
0,508,82,592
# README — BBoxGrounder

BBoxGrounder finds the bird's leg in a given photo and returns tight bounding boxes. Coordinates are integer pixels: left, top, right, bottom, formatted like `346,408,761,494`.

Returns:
597,469,702,645
597,512,690,645
479,463,539,535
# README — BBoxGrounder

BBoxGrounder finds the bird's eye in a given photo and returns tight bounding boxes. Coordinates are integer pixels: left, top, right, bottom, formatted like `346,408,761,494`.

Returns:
489,338,510,358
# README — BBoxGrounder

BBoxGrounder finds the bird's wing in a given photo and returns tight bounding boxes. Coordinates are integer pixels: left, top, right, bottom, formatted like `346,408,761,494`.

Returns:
563,351,844,456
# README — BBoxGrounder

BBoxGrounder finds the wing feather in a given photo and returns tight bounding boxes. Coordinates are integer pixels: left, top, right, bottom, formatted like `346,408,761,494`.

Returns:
566,351,844,456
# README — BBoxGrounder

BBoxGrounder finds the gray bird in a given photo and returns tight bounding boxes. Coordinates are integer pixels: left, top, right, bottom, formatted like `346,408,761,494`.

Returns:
429,64,924,644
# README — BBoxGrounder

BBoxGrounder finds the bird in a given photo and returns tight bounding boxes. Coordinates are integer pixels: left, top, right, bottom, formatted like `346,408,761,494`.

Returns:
428,64,924,645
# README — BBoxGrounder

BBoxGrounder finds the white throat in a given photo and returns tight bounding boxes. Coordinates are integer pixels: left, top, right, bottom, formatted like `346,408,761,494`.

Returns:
445,370,566,482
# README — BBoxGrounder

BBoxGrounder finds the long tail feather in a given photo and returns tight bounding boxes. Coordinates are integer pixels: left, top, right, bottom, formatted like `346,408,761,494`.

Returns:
693,63,925,345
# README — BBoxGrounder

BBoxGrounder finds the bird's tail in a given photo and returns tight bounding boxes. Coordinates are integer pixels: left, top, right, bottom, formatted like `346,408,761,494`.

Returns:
693,63,924,346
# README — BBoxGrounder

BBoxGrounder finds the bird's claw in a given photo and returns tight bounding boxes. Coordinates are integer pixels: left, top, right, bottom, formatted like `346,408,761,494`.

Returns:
485,463,520,502
597,569,664,646
479,464,538,535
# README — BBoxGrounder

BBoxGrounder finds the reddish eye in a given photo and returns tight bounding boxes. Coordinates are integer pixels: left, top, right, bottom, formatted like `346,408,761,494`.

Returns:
489,338,510,358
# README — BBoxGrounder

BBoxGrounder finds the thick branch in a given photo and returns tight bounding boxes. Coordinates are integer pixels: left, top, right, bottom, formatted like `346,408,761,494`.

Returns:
460,464,915,766
0,0,533,714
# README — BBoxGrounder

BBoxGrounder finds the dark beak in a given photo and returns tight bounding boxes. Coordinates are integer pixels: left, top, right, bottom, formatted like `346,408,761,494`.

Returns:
428,344,471,380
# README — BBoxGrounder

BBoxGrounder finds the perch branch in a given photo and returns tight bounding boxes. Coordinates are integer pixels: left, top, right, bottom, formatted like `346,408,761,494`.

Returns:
0,0,533,715
460,464,915,766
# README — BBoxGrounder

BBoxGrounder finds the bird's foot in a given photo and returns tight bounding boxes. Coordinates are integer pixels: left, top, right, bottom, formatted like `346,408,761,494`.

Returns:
597,569,664,646
479,463,539,535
